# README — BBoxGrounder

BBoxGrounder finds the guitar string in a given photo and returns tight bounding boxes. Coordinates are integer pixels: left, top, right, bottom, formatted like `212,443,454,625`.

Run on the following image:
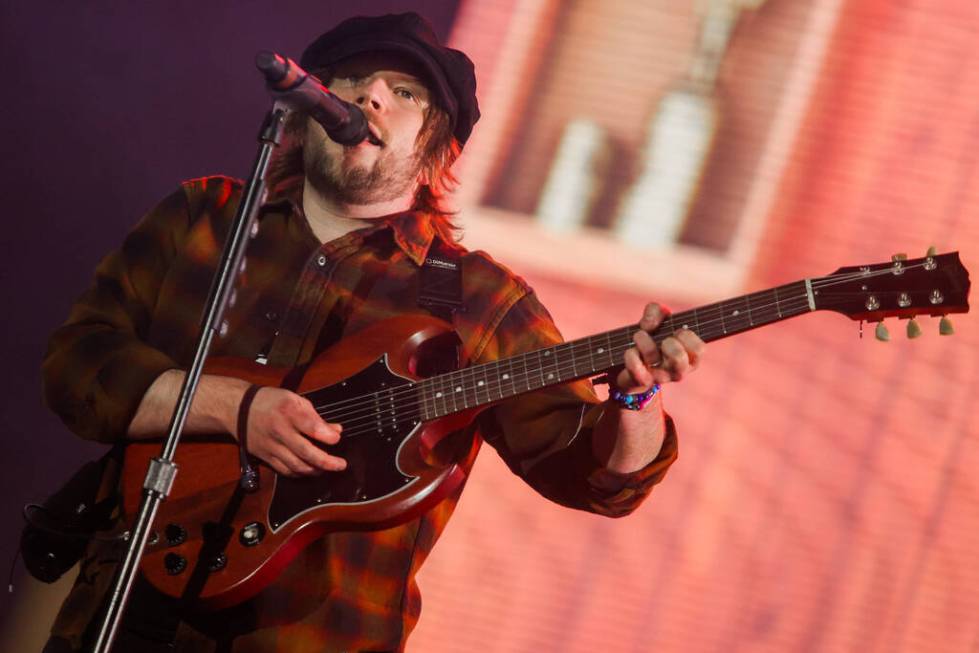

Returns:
312,262,943,435
317,293,808,433
330,298,815,439
310,261,934,418
306,262,932,419
329,291,840,438
316,262,943,435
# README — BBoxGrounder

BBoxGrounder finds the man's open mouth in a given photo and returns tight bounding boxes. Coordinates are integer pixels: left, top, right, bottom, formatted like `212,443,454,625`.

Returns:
366,127,384,147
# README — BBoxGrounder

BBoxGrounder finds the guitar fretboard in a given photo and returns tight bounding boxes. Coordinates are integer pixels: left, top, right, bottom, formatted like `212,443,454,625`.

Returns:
417,280,812,420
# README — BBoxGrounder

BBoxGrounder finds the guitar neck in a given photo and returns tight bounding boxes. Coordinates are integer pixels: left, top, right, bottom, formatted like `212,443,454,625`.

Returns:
419,279,814,419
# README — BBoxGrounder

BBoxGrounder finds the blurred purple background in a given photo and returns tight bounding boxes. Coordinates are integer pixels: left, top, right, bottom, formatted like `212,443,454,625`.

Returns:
0,0,458,621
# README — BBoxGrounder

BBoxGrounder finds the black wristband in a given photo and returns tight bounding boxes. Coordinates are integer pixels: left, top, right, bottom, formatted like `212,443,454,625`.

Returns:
236,384,264,493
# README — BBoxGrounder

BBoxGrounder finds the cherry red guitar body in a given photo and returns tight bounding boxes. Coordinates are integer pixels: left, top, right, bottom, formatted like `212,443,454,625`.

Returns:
122,314,482,610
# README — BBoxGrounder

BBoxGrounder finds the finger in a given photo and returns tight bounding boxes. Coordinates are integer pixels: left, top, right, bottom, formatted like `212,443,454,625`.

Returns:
619,347,654,390
265,454,292,477
659,336,691,382
674,329,705,369
270,445,318,477
633,330,661,368
639,303,670,332
275,426,344,472
289,432,348,472
291,397,342,445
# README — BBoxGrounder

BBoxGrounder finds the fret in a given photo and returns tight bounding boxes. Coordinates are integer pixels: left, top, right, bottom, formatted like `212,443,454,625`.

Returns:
521,351,531,392
421,381,433,420
459,368,472,409
773,286,782,318
447,371,459,412
544,347,558,385
496,360,506,401
461,367,472,407
475,366,491,405
434,375,447,418
751,289,778,326
673,311,691,336
588,336,598,372
723,296,752,334
568,341,578,379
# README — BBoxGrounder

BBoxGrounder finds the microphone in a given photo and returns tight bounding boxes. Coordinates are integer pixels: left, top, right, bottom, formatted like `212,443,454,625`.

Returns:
255,50,369,146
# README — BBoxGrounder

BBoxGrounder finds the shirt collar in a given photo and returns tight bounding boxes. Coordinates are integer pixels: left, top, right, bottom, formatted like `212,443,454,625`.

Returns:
263,174,436,266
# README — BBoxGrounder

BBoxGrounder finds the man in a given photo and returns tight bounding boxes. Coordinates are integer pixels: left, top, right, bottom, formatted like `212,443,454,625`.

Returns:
42,12,704,653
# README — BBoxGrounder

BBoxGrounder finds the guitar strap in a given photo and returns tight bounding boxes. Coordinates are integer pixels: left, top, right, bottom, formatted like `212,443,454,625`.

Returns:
417,235,465,321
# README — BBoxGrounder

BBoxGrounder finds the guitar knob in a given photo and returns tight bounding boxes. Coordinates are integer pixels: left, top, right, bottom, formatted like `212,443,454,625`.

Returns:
892,253,908,262
927,245,937,257
239,522,266,547
164,553,187,575
939,316,955,335
207,553,228,572
875,322,890,342
906,318,922,339
165,523,187,546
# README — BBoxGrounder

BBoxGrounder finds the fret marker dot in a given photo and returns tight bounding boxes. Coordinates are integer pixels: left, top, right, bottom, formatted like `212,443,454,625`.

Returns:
502,373,509,380
547,373,554,379
455,387,462,392
732,310,740,316
597,347,604,354
435,392,443,398
478,380,484,386
544,351,550,356
683,324,689,329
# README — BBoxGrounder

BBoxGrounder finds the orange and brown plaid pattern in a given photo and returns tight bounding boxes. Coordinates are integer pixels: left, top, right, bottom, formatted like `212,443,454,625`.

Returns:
42,176,678,652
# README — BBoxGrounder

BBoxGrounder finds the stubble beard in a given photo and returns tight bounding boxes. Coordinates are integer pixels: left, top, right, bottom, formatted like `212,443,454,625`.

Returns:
304,137,421,207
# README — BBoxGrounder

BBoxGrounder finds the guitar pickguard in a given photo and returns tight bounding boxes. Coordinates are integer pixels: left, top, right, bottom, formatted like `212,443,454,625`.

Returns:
267,355,421,531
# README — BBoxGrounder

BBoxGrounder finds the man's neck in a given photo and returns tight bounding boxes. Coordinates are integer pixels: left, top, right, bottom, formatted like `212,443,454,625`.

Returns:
302,179,415,244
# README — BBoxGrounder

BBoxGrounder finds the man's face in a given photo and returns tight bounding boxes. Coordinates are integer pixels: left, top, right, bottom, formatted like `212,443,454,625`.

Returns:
303,52,433,207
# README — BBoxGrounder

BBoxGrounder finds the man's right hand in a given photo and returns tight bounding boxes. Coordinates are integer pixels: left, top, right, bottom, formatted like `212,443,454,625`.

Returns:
246,387,346,477
128,370,347,477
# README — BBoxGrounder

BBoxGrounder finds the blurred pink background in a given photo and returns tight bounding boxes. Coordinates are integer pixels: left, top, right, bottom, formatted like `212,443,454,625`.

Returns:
411,1,979,651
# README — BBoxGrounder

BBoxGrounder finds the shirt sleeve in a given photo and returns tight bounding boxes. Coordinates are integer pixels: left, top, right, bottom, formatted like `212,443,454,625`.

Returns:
41,187,192,443
473,291,679,518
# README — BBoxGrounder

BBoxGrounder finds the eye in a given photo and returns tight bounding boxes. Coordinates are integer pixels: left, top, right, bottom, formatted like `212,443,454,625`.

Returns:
394,87,417,102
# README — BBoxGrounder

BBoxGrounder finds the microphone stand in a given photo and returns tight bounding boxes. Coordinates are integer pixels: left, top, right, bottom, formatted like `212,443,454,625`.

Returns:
91,101,289,653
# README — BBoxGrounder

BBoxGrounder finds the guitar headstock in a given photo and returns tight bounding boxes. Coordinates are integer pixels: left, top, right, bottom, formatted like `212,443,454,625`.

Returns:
812,251,970,327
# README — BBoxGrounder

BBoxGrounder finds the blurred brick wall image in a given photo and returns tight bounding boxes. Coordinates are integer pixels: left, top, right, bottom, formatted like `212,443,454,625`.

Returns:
409,0,979,651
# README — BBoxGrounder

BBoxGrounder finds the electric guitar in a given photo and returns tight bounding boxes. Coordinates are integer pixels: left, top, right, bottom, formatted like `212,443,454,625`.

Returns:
122,250,970,609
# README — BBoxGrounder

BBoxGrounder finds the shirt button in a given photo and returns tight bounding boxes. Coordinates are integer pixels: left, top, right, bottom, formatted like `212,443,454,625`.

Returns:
316,254,327,267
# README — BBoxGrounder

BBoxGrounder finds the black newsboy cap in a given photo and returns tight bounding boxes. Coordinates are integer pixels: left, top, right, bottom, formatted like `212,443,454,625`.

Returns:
301,12,480,146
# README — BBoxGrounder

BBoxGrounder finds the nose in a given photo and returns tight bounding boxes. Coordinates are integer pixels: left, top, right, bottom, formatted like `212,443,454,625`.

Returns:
355,76,389,112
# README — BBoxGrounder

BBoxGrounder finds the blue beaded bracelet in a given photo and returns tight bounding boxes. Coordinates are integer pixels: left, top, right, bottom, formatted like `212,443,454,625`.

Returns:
608,383,661,411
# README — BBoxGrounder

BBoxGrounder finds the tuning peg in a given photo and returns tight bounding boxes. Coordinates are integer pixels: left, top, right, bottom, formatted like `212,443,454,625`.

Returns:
927,245,937,257
892,253,908,262
939,316,955,335
875,322,890,341
906,318,922,339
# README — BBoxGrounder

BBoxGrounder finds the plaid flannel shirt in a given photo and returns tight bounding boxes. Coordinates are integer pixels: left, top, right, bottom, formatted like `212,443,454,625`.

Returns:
42,175,678,652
